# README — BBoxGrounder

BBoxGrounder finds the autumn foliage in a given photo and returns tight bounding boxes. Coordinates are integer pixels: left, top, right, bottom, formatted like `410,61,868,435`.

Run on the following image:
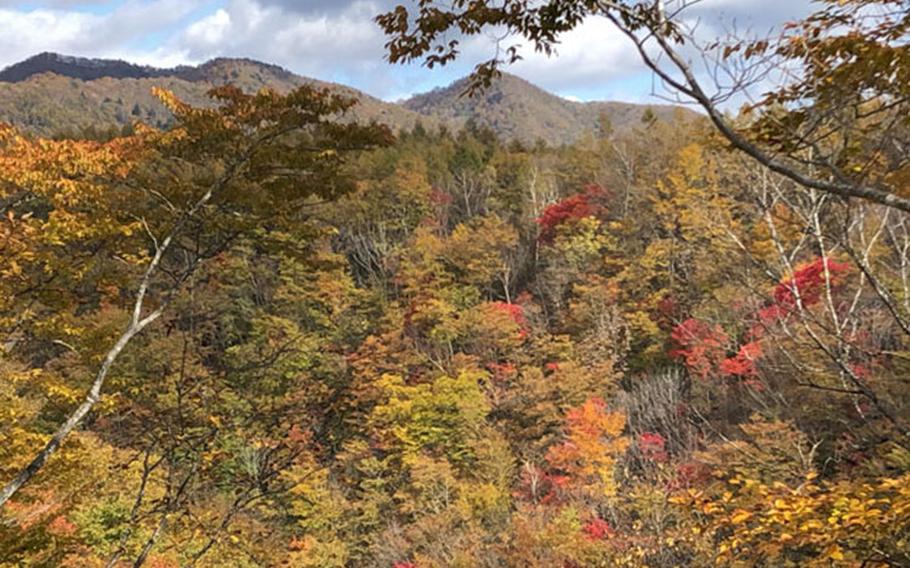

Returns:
5,8,910,563
669,318,730,379
536,183,608,242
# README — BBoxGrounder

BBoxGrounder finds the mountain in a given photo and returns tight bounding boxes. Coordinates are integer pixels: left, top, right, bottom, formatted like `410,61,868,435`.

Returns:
0,53,692,143
0,54,433,137
403,73,691,146
0,52,178,83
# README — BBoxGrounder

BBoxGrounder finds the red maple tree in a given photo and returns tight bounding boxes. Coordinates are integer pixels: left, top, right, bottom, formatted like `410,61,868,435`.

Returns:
536,184,609,243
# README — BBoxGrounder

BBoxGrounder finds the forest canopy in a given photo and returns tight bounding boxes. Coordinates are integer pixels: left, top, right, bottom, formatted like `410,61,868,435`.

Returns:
1,0,910,566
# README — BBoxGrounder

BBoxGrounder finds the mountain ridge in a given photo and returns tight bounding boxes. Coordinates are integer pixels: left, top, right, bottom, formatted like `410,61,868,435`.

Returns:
0,52,181,83
0,52,693,143
402,73,688,145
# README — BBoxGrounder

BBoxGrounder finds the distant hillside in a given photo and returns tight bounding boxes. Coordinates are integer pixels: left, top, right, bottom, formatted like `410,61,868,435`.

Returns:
403,74,693,145
0,53,694,143
0,52,178,83
0,55,433,137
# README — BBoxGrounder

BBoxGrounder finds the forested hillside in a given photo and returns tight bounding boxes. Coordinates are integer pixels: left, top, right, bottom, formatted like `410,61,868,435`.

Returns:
0,55,434,138
1,0,910,566
0,54,678,144
402,73,687,145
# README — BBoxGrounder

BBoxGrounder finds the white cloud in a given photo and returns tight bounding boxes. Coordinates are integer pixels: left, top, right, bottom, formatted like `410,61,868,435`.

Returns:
0,0,815,103
165,0,396,90
184,9,233,48
509,16,643,93
0,0,201,68
0,8,94,56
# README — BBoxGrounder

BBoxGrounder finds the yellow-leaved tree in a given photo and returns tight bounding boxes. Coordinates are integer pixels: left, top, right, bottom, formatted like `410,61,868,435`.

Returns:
0,84,390,509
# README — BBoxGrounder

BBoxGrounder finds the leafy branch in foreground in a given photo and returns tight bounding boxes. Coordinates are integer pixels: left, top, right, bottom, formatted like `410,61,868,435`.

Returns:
0,84,390,509
377,0,910,213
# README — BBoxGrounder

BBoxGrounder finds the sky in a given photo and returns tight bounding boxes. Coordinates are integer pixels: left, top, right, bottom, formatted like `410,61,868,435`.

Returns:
0,0,812,103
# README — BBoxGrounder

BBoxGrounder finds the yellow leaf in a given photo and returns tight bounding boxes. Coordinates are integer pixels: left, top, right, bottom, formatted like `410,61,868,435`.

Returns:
827,545,845,561
731,509,752,524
